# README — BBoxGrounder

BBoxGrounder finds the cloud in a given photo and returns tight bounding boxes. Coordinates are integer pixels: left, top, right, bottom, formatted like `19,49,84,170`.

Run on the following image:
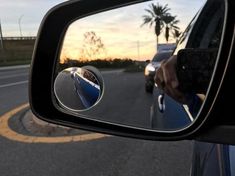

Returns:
0,0,67,36
60,0,206,61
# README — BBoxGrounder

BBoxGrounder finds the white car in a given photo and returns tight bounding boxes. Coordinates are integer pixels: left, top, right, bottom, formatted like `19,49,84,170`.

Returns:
144,51,173,93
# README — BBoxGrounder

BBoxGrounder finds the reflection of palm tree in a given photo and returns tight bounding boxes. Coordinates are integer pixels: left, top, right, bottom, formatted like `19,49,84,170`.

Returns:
141,3,170,46
172,29,181,44
162,14,180,43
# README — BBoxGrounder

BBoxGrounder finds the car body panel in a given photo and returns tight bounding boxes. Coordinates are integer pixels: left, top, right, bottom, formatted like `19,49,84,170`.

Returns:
191,142,231,176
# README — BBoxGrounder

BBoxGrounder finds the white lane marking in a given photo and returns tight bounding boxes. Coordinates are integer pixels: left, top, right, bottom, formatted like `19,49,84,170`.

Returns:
0,80,28,88
0,65,30,71
0,73,28,80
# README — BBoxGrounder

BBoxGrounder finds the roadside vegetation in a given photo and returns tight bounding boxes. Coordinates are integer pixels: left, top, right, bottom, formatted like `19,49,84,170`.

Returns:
141,2,181,45
0,37,35,66
57,58,145,73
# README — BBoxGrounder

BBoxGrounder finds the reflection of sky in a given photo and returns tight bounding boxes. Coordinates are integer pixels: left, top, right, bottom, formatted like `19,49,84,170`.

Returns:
1,0,206,61
61,0,206,61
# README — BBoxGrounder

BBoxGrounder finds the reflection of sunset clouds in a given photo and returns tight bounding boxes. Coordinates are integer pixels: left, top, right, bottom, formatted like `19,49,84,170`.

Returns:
60,0,205,63
61,20,157,62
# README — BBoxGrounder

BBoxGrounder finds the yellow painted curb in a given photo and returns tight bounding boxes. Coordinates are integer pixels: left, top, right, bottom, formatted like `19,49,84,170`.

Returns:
0,104,108,143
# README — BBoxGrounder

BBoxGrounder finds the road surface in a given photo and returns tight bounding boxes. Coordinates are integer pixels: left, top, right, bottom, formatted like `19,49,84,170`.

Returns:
55,70,192,130
0,66,193,176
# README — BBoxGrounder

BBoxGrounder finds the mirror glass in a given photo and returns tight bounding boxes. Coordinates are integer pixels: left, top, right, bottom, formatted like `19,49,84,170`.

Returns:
54,0,224,131
54,67,102,111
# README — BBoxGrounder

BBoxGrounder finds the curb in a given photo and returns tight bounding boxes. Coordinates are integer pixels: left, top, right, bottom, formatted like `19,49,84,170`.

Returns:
0,104,109,143
21,108,87,136
29,109,77,129
0,65,30,71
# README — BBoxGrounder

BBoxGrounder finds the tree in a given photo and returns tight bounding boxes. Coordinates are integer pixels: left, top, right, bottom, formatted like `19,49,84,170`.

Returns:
172,29,181,44
162,14,180,43
80,31,106,61
141,3,170,46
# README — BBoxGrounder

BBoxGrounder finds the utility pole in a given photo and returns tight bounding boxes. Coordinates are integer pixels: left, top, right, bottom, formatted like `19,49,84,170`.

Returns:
0,19,4,50
137,41,140,60
18,15,24,38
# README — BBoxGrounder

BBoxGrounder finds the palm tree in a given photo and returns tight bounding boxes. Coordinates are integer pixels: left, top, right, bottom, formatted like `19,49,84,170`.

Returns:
162,14,180,43
141,3,170,46
172,29,181,44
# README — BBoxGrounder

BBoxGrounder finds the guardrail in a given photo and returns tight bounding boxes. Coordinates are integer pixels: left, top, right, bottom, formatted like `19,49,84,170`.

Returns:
2,37,36,41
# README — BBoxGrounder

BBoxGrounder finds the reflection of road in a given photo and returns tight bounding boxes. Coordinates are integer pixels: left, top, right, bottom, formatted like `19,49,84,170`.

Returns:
80,71,191,130
54,72,85,110
83,71,154,128
56,69,191,130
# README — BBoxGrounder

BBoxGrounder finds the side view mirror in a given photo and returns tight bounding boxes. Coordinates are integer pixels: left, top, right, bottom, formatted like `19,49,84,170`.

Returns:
30,0,235,144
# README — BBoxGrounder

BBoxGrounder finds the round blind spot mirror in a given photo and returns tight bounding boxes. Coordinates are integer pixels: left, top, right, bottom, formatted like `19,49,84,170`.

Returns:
54,67,102,111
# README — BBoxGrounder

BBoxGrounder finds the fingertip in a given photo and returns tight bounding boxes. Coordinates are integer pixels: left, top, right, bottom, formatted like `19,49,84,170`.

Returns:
171,80,179,88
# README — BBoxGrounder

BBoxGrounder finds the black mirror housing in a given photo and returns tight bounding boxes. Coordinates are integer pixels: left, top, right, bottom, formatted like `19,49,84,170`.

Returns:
30,0,235,144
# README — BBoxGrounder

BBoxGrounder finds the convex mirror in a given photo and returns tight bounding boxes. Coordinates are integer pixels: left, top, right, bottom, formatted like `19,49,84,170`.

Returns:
54,66,103,111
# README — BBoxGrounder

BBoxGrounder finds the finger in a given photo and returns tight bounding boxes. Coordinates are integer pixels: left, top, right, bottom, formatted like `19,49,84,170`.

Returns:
155,67,164,89
165,85,187,104
162,55,179,89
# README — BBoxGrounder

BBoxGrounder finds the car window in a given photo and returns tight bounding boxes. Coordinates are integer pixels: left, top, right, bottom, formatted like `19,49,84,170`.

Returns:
152,52,172,62
180,0,225,117
187,0,224,49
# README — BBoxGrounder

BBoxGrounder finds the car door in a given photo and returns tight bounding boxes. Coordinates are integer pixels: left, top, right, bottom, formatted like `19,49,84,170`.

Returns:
150,0,225,131
185,5,228,175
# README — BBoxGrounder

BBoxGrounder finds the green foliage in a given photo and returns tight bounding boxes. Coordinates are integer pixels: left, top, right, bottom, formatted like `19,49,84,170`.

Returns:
162,14,180,43
141,2,181,43
0,38,35,66
172,29,182,44
57,58,136,73
80,31,106,60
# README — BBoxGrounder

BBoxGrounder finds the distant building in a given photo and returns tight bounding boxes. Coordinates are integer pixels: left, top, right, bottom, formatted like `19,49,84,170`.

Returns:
157,43,176,53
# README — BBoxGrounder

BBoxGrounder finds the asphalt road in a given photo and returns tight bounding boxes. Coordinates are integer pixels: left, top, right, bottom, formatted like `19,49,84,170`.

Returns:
0,66,193,176
54,71,86,110
0,67,29,115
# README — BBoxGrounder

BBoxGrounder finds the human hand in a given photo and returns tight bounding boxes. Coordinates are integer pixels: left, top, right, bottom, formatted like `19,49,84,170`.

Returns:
154,55,189,104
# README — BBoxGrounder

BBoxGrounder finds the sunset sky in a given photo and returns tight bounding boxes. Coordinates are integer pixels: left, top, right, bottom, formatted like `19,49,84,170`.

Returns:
60,0,206,62
0,0,67,36
1,0,206,61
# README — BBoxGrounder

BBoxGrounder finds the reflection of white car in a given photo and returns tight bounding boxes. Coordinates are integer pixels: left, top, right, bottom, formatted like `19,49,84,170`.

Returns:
144,51,173,93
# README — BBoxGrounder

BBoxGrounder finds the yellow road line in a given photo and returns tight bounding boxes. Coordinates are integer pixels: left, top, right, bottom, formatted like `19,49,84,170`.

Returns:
0,104,108,143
